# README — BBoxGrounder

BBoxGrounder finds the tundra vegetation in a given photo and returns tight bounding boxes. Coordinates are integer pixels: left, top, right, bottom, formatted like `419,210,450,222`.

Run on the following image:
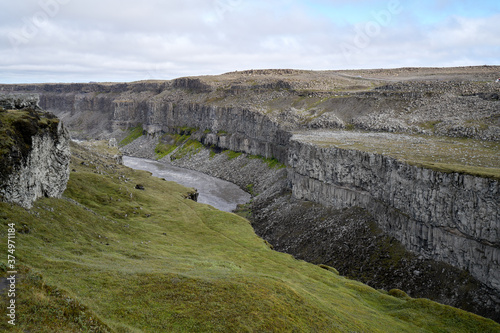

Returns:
1,141,499,332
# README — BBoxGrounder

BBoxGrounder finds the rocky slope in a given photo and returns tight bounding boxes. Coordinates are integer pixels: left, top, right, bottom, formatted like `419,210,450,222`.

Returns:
0,94,70,209
117,134,500,321
1,66,499,319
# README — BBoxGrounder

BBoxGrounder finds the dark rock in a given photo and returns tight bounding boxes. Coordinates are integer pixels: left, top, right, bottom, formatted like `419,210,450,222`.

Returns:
184,189,198,202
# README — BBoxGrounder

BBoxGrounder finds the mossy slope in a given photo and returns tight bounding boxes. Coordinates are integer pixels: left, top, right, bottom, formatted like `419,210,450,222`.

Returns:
0,142,498,332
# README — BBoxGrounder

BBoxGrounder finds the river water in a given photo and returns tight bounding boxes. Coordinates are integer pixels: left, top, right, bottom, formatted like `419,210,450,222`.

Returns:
122,156,251,212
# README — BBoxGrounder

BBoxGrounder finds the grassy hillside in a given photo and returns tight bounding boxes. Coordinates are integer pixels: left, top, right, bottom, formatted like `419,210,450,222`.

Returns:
0,141,499,332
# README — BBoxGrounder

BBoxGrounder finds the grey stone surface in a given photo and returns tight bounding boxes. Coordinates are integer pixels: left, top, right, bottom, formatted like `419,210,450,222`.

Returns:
0,115,71,209
287,139,500,291
0,93,40,110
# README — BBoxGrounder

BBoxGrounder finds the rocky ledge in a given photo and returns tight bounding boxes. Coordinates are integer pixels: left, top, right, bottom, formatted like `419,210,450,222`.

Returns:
1,66,499,320
0,94,70,209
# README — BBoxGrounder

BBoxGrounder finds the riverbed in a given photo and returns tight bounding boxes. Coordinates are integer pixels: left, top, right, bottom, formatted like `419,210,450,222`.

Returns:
122,156,251,212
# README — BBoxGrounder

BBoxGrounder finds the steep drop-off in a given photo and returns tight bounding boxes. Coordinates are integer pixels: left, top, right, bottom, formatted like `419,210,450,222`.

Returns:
0,94,70,209
288,138,500,291
118,133,500,320
1,66,499,319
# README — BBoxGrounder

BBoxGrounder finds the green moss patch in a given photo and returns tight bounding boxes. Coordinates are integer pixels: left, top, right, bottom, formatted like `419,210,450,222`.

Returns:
170,139,204,160
224,150,242,160
248,154,286,169
154,142,177,160
119,124,143,146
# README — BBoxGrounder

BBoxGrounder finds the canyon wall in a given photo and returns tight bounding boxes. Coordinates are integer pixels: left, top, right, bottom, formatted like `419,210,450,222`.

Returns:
288,139,500,291
1,78,498,295
135,101,291,162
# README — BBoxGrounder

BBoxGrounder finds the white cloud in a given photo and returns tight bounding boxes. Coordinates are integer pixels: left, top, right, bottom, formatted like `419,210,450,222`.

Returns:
0,0,498,83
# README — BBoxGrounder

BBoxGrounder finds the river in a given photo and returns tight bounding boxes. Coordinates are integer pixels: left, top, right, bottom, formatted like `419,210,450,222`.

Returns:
122,156,251,212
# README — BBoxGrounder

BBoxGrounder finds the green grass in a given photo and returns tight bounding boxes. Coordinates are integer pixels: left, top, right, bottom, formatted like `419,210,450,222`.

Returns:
178,126,198,136
296,131,500,180
0,266,109,332
217,130,228,136
248,154,286,169
0,108,59,150
224,150,242,160
119,124,143,146
245,183,255,195
345,123,356,131
154,133,201,160
171,139,204,160
418,120,443,131
0,142,499,332
154,142,176,160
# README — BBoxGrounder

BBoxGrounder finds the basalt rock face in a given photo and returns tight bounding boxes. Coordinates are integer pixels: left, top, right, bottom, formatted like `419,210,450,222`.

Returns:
0,96,71,209
140,101,291,162
0,82,291,162
287,139,500,292
1,68,499,317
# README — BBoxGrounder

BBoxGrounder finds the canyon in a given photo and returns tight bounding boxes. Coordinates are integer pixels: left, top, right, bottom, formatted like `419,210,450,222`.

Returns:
1,66,499,320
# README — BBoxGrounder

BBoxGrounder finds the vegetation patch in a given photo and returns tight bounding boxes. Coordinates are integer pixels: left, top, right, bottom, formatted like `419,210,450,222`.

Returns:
170,139,204,160
154,141,176,160
224,150,242,160
233,203,253,219
0,266,110,332
119,124,143,146
154,132,199,160
177,126,198,136
0,141,498,331
245,183,255,195
418,120,443,131
248,154,286,169
0,108,60,182
217,130,228,136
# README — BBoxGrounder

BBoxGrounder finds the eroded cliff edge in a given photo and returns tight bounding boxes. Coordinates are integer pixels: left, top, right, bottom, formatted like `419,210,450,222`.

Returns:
1,66,499,318
288,138,500,289
0,94,71,209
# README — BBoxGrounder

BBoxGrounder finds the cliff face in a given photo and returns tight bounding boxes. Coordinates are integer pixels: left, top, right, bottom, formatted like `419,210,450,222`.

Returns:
1,67,499,297
0,95,71,209
138,101,291,162
287,139,500,291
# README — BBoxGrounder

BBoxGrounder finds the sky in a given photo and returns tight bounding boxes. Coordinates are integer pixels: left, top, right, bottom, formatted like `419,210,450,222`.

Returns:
1,0,499,83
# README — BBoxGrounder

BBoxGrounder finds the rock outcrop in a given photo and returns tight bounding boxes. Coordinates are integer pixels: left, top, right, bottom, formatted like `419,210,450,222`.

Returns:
0,95,71,209
0,67,499,318
287,138,500,291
